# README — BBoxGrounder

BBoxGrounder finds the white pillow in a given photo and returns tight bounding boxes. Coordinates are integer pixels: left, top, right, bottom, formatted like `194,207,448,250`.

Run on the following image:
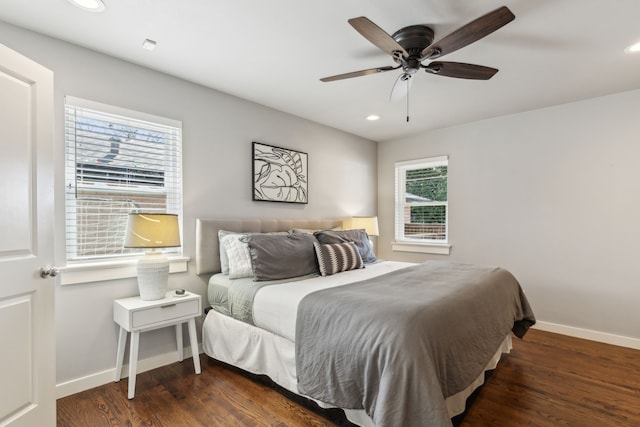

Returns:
218,230,242,275
221,233,254,279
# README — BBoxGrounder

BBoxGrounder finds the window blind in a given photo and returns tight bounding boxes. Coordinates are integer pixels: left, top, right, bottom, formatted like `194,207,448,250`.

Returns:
64,97,183,261
395,156,448,243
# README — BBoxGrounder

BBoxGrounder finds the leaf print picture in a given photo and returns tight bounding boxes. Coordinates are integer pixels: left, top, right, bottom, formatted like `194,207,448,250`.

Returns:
252,142,308,204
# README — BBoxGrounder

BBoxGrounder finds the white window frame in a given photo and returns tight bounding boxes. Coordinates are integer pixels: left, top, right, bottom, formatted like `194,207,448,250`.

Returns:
393,155,451,255
60,96,187,284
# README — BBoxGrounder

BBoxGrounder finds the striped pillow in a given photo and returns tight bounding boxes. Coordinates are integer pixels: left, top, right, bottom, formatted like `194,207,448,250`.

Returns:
313,241,364,277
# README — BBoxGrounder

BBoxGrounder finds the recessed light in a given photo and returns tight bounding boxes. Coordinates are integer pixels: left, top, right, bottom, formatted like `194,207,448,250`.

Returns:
625,41,640,53
67,0,106,12
366,114,380,121
142,39,157,51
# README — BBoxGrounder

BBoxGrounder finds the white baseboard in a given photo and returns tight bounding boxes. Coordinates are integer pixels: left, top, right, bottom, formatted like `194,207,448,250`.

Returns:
56,344,202,399
533,321,640,350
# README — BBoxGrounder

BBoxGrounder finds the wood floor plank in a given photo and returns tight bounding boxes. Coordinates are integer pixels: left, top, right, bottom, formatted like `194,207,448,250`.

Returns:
57,329,640,426
458,329,640,427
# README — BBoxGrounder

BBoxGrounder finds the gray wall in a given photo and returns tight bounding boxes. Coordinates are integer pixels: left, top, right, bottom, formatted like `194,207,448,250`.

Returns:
0,22,377,388
378,89,640,342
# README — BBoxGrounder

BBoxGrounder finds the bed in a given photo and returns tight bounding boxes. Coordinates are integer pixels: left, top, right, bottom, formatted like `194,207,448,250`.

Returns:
196,218,535,427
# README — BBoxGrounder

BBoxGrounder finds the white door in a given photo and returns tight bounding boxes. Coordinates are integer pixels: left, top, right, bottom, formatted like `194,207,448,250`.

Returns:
0,44,55,426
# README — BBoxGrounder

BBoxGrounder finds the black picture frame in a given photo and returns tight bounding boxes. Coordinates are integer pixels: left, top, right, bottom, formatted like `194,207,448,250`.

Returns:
252,141,308,204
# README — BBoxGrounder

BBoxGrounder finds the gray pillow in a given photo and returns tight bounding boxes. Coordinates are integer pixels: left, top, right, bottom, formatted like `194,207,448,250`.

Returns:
289,226,342,234
314,229,377,264
218,230,288,275
242,233,319,281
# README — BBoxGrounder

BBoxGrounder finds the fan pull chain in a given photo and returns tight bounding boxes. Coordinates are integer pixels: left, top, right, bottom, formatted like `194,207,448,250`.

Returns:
406,78,410,122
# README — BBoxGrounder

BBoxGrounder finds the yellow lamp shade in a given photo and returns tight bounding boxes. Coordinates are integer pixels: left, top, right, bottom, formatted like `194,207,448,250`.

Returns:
343,216,379,236
124,213,181,248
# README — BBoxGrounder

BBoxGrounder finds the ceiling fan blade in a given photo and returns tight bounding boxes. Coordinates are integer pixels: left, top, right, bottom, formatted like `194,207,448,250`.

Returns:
424,62,498,80
348,17,409,58
320,65,397,82
390,73,413,101
421,6,515,59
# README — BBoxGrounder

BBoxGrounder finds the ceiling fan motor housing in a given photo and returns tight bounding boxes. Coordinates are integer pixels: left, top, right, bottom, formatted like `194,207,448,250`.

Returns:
391,25,435,73
392,25,434,56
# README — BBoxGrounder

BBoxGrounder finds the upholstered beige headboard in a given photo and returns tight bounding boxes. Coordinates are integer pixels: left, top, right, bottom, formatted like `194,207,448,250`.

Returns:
195,218,342,275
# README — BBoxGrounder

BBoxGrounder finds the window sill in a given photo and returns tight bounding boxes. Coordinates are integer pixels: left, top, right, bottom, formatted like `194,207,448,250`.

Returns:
59,256,190,285
391,241,451,255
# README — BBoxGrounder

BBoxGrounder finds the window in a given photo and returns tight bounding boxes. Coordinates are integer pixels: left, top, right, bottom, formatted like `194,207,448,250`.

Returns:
394,156,449,253
64,96,182,262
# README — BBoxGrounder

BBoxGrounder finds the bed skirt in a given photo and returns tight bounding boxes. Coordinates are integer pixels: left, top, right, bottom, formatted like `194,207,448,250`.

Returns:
203,309,513,426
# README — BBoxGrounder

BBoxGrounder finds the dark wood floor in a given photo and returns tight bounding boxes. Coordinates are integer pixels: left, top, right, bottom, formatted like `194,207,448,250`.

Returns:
57,329,640,426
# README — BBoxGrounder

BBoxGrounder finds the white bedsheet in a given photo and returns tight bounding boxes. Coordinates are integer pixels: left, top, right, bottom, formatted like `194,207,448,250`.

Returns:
253,260,414,341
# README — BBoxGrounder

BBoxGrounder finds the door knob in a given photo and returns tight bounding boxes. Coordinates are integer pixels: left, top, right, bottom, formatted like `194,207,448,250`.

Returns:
40,265,59,278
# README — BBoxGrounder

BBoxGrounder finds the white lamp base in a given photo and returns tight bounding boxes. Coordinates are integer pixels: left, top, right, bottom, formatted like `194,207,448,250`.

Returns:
136,252,169,300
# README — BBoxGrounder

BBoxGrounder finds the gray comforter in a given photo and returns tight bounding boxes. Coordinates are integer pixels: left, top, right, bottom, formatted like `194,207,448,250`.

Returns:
295,261,535,427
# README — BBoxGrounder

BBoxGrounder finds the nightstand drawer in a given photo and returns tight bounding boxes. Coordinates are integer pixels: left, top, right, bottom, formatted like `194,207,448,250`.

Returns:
132,299,199,328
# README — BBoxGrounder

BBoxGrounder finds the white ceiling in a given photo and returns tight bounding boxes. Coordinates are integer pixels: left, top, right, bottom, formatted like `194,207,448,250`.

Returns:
2,0,640,142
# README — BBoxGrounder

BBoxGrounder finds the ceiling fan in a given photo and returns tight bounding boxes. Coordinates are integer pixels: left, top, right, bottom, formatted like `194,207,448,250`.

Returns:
320,6,515,102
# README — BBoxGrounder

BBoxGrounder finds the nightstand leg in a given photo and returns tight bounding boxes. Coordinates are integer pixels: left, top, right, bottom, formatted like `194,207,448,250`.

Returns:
115,327,127,382
128,330,140,399
187,318,201,374
176,323,184,362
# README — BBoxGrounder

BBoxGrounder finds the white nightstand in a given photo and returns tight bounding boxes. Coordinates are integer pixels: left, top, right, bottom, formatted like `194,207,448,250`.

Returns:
113,291,202,399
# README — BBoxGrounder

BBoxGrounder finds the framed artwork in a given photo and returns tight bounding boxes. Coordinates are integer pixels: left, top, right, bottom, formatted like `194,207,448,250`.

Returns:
252,141,308,204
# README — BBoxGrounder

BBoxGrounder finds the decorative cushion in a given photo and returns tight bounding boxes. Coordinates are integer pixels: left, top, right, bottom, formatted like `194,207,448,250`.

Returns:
221,233,254,279
314,229,377,264
313,241,364,277
243,233,319,281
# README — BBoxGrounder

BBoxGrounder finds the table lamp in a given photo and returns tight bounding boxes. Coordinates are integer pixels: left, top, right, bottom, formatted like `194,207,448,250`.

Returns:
343,216,379,252
124,213,181,300
343,216,379,237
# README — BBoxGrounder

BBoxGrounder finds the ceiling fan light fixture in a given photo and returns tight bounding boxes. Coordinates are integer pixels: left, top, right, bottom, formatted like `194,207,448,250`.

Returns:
67,0,105,12
625,41,640,53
